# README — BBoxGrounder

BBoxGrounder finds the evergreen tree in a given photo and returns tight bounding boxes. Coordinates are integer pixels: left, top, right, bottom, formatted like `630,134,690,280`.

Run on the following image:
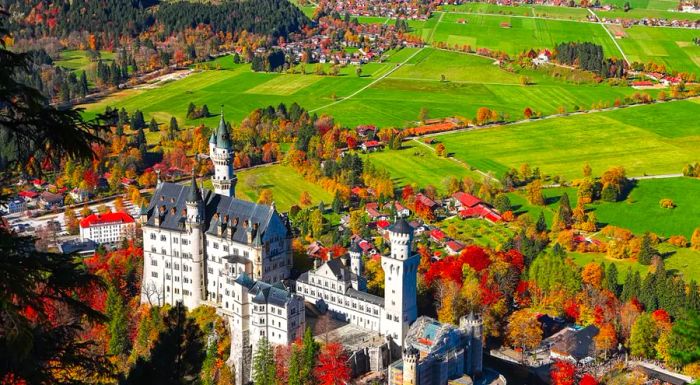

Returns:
671,311,700,365
252,337,276,385
557,192,573,227
187,102,196,119
106,283,129,355
640,273,658,311
136,126,146,147
601,183,618,202
331,191,343,214
149,118,159,133
604,263,619,296
688,281,700,312
200,104,210,118
535,211,547,233
288,344,302,385
621,269,641,302
493,193,511,213
637,232,657,265
168,117,179,140
79,70,89,97
301,327,319,385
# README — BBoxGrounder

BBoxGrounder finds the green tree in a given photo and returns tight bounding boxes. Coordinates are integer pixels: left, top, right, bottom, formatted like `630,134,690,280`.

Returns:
671,311,700,365
637,232,657,265
301,327,319,385
309,209,324,237
493,193,511,213
288,343,302,385
106,283,129,355
604,263,619,296
556,192,573,228
630,313,658,358
122,302,205,385
149,117,159,133
331,191,343,214
535,211,547,233
252,337,276,385
621,269,642,302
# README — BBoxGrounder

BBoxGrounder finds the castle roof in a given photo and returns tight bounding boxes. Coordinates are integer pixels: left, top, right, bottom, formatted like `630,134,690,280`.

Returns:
389,217,413,235
215,111,232,149
80,212,134,228
186,174,202,203
143,182,288,246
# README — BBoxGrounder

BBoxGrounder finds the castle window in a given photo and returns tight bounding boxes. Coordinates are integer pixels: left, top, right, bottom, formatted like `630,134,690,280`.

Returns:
223,245,229,252
150,233,156,240
213,242,219,249
161,235,166,241
173,238,178,244
151,259,157,266
151,272,158,278
166,274,171,280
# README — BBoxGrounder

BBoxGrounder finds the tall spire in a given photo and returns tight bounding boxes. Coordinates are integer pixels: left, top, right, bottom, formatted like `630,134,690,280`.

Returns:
187,171,202,202
216,105,231,149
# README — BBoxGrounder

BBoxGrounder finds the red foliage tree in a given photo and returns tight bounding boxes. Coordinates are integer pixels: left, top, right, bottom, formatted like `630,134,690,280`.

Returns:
423,246,491,287
315,342,350,385
551,360,576,385
579,374,598,385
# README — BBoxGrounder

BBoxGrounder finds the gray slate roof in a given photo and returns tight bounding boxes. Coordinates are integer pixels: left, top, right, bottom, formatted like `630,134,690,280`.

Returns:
144,182,289,245
346,287,384,307
389,217,413,235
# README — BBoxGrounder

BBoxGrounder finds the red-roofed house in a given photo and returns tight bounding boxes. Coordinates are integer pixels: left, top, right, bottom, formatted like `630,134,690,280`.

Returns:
430,228,446,244
415,193,438,211
79,212,136,244
452,192,482,209
19,190,39,199
365,202,388,220
445,240,466,256
361,140,385,152
459,205,502,223
32,179,46,189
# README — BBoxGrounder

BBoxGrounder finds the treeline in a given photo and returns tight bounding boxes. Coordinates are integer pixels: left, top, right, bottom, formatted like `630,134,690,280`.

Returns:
251,50,286,72
554,42,626,78
4,0,308,42
13,49,89,103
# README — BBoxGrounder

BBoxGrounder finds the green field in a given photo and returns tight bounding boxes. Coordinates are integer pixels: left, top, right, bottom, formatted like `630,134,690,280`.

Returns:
201,164,333,211
508,178,700,237
570,243,700,282
55,50,114,72
439,3,591,21
82,47,645,128
589,177,700,238
421,12,624,59
435,99,700,180
439,216,515,249
362,141,484,191
594,0,700,21
609,25,700,75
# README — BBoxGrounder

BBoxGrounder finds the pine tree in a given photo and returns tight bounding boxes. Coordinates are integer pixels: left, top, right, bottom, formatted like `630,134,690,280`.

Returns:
688,281,700,312
106,284,129,355
557,192,573,228
200,104,210,118
168,117,179,140
640,273,658,311
301,327,319,385
79,70,89,97
621,268,641,302
535,211,547,233
638,232,657,265
331,192,343,214
149,118,159,133
604,263,619,296
187,102,196,119
136,126,146,147
252,337,276,385
288,344,302,385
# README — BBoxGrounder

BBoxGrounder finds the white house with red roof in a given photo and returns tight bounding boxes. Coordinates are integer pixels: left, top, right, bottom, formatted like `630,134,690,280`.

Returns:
445,240,466,256
79,212,136,245
453,192,503,223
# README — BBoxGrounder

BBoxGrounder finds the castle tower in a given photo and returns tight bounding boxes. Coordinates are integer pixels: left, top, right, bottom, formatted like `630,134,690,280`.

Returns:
185,173,204,308
381,217,419,346
459,313,484,377
402,347,419,385
209,107,236,197
349,240,363,278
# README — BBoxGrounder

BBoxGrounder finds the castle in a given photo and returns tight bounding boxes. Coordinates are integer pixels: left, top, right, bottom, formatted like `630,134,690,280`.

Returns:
139,113,483,385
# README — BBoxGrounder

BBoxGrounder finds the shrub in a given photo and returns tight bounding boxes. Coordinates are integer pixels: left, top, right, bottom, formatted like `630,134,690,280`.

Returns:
668,235,688,248
659,198,676,209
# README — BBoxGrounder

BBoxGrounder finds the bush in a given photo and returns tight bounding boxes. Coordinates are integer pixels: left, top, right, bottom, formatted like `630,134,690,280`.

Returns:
668,235,688,248
659,198,676,209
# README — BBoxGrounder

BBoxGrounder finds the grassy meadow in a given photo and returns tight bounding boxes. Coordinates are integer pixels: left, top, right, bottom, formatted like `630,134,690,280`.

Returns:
81,47,645,128
434,99,700,180
438,3,591,21
55,50,114,72
201,164,333,211
609,25,700,75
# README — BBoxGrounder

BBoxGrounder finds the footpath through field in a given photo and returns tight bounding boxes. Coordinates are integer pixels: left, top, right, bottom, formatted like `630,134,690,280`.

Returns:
309,47,426,113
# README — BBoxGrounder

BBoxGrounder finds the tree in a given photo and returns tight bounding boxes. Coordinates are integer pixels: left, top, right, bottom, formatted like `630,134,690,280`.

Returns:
300,191,312,207
556,193,573,229
288,344,303,385
692,228,700,251
630,313,659,358
523,107,533,119
638,232,657,265
526,180,545,206
106,282,129,355
494,193,511,213
435,143,447,157
418,107,428,124
252,337,276,385
314,342,350,385
301,327,320,385
258,189,274,205
594,323,617,358
506,309,543,361
551,360,576,385
149,117,159,133
122,302,205,385
310,209,324,238
581,262,603,288
603,263,619,296
671,311,700,365
583,163,592,177
536,211,547,233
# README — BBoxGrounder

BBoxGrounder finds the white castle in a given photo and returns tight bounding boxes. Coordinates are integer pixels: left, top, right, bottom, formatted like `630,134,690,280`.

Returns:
139,112,482,385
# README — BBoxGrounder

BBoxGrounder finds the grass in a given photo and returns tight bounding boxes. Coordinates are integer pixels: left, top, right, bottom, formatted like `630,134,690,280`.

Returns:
608,25,700,76
55,50,114,73
439,3,591,21
421,12,624,59
435,99,700,180
81,47,647,128
508,178,700,238
439,216,515,249
569,243,700,282
589,177,700,238
201,164,333,211
362,141,484,192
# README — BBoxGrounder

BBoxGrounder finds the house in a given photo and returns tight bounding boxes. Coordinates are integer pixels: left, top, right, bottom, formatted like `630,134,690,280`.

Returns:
365,202,388,220
39,191,64,209
79,212,136,245
306,241,326,259
385,201,410,217
415,193,438,212
430,228,446,244
4,197,26,214
548,325,599,363
452,192,482,210
361,140,384,152
58,239,98,256
70,188,91,203
32,179,46,189
445,240,466,256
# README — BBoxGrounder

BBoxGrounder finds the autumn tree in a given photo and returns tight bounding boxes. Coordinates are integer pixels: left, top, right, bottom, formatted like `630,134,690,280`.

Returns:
581,262,603,288
551,360,576,385
506,309,543,361
594,323,617,358
64,207,80,235
314,342,350,385
523,107,533,119
691,228,700,251
436,143,447,157
300,191,312,207
258,189,274,205
526,179,545,206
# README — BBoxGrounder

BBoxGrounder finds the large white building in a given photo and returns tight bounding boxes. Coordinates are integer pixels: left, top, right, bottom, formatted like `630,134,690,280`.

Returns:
79,212,136,245
295,217,420,346
140,114,303,385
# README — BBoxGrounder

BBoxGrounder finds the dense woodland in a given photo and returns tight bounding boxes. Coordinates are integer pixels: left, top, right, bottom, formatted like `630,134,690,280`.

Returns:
554,42,627,78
